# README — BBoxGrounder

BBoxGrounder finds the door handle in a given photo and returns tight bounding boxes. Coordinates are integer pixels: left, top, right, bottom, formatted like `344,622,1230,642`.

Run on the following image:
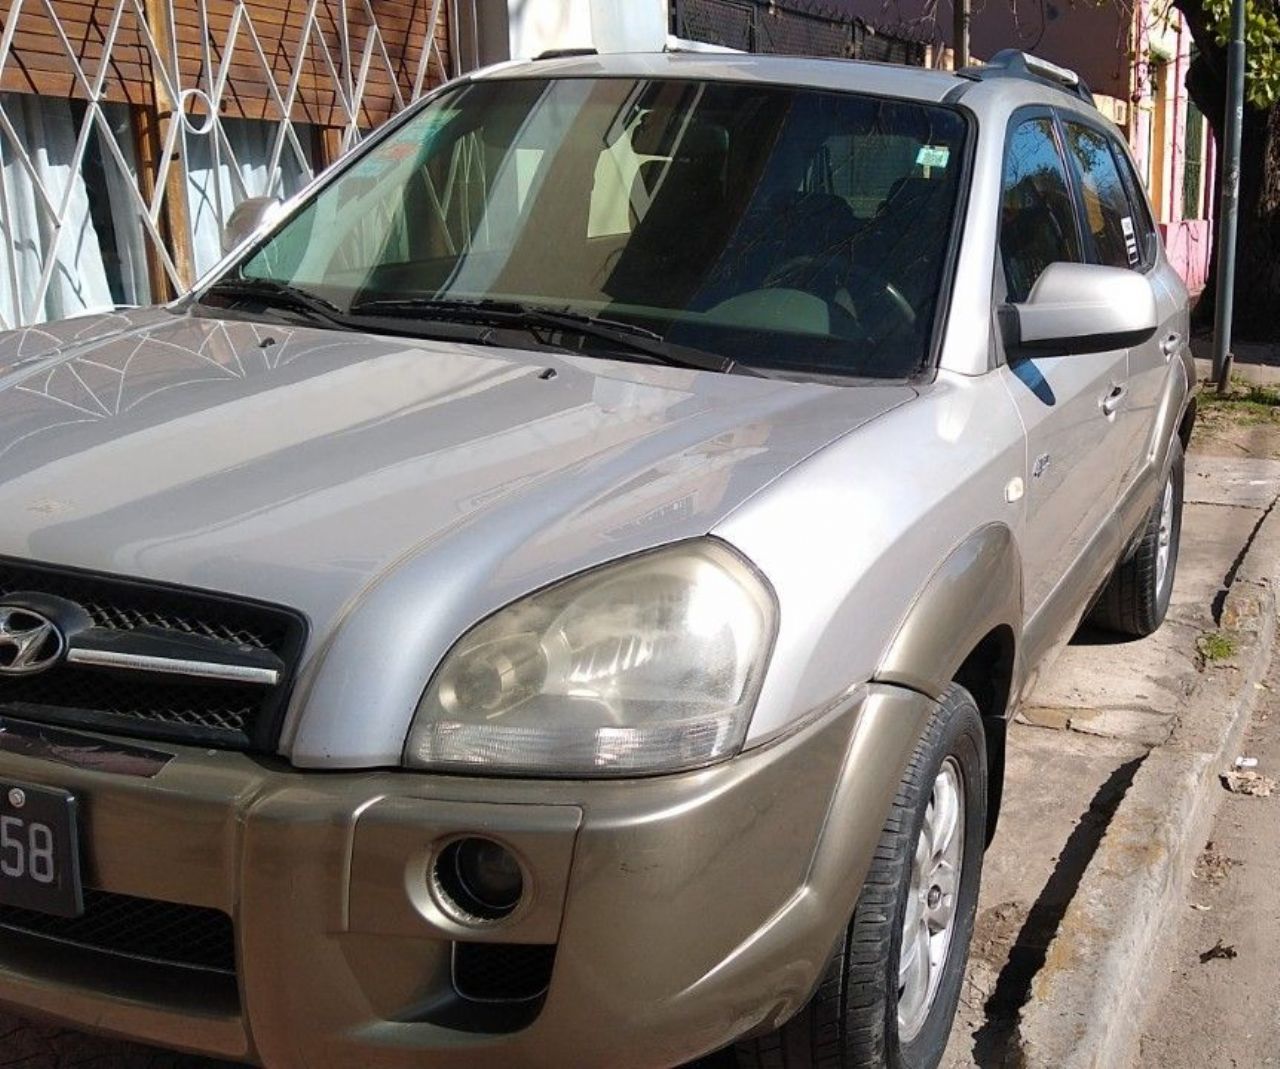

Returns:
1160,332,1182,358
1100,384,1126,416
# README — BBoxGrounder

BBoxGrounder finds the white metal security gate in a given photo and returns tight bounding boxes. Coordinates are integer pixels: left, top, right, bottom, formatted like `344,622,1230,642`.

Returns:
0,0,451,328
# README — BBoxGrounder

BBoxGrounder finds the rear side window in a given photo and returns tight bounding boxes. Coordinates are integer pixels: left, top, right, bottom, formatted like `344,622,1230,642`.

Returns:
1000,118,1082,302
1109,137,1159,266
1062,122,1142,270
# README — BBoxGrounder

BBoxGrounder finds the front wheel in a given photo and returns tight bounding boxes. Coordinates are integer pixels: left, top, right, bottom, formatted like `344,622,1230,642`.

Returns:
735,684,987,1069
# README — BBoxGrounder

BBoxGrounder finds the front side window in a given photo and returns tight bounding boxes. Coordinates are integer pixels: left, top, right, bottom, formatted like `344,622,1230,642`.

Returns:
1063,122,1142,270
227,77,969,379
999,117,1081,303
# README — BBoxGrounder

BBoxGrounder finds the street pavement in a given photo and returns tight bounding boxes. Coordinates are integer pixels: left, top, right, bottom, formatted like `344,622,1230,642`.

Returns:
3,453,1277,1069
1136,653,1280,1067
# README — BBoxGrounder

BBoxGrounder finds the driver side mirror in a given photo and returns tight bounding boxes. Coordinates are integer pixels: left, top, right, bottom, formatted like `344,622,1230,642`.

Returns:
221,196,282,255
1003,262,1158,354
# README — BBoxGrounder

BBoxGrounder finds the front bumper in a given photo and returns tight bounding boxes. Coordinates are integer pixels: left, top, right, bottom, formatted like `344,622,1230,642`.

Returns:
0,684,933,1069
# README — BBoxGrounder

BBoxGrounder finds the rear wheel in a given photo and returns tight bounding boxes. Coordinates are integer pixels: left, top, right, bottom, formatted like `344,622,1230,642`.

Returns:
734,684,986,1069
1089,438,1184,637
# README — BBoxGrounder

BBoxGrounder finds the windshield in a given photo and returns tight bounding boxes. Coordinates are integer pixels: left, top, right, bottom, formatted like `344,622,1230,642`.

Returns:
231,77,968,379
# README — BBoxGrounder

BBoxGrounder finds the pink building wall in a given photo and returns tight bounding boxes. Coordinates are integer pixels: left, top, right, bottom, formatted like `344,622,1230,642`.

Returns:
1135,1,1215,294
1161,220,1212,292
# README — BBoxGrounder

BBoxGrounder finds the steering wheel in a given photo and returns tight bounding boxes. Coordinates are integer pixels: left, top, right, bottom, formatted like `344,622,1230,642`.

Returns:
763,255,917,342
841,263,917,330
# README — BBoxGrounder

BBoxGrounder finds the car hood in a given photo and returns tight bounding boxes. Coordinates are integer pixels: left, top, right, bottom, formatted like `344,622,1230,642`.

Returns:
0,310,913,764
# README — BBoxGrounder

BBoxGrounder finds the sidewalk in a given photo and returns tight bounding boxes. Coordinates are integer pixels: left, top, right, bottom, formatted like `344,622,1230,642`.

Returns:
1191,332,1280,388
944,453,1280,1066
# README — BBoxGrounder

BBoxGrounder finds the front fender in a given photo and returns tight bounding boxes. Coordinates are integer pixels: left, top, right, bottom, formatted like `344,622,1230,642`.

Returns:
874,522,1023,706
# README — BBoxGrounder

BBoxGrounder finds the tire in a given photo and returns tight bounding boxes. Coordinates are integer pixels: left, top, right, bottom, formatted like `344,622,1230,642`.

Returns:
1088,438,1184,638
734,684,987,1069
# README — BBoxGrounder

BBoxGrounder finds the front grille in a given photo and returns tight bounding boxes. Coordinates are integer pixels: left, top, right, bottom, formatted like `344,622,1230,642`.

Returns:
0,560,292,652
3,669,261,737
0,888,236,976
81,597,282,650
453,942,557,1003
0,557,307,752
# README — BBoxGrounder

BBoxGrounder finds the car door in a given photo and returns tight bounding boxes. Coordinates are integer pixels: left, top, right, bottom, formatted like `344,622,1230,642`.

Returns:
995,112,1129,621
1058,117,1182,504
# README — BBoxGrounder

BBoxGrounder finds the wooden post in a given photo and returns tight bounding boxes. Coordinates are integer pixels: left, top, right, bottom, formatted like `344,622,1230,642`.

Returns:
142,0,196,290
130,103,174,303
318,126,345,171
953,0,970,69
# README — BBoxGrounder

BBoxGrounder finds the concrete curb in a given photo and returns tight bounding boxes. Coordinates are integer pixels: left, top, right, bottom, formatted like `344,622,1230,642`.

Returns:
1015,498,1280,1069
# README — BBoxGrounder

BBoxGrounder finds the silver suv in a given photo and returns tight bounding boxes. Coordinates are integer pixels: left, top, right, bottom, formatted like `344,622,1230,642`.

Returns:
0,48,1192,1069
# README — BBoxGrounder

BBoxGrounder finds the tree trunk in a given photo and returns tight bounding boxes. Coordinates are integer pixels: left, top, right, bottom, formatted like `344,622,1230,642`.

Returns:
1178,1,1280,341
1233,106,1280,339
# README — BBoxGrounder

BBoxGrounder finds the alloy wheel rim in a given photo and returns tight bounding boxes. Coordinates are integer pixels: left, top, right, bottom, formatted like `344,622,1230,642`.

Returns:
897,756,965,1044
1156,475,1175,593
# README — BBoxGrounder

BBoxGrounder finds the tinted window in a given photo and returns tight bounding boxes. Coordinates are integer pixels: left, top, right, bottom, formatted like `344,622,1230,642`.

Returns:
1108,137,1158,265
1063,122,1142,269
234,78,969,379
1000,118,1081,302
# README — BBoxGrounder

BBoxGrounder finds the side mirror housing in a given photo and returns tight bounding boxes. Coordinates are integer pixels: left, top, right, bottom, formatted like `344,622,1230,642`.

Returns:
221,196,282,255
1005,262,1158,354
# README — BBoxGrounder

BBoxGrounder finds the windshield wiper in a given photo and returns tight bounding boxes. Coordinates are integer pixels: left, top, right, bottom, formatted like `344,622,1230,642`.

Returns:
349,297,756,376
201,278,349,327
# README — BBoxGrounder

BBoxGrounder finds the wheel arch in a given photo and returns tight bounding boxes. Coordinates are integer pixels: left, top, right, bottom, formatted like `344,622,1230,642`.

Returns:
873,523,1023,844
1178,393,1197,451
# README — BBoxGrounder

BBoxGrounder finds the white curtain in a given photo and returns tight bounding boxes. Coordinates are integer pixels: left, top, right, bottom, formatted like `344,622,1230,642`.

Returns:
0,94,148,329
186,117,315,276
95,106,152,310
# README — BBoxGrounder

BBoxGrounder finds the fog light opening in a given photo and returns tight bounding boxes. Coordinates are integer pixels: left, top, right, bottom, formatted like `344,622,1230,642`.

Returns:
433,837,525,923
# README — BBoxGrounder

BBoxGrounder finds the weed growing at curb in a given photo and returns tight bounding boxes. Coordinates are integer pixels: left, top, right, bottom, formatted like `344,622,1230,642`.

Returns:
1198,631,1238,664
1199,381,1280,425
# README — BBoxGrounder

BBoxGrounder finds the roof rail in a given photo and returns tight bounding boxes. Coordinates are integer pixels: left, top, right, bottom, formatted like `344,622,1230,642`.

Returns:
958,49,1095,107
533,47,598,61
665,34,743,54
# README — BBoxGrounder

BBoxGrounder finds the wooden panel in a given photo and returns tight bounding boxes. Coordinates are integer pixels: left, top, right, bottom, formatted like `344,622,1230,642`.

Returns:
0,0,156,104
0,0,451,122
174,0,448,124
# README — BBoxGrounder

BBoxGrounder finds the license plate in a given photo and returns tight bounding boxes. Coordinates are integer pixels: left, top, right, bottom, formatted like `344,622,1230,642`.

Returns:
0,782,83,918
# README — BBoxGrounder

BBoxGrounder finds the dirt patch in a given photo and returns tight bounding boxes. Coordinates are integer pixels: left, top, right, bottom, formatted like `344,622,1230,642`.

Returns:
1193,841,1240,886
951,903,1027,1039
971,901,1030,968
1193,381,1280,459
946,902,1029,1066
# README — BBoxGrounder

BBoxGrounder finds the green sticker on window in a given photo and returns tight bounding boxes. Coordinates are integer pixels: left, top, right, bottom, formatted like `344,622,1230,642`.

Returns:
349,111,458,178
916,145,951,169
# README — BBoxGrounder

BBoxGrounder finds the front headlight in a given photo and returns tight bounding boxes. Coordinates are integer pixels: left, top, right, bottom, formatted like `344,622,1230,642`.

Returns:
404,540,777,776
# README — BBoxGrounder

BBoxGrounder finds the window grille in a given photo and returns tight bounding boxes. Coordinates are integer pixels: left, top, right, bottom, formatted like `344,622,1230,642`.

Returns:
0,0,451,328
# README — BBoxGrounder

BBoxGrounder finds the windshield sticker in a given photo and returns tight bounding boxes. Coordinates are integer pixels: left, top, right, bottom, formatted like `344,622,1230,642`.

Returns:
382,141,421,163
387,112,457,150
1122,216,1141,266
349,113,457,178
916,145,951,169
351,154,395,179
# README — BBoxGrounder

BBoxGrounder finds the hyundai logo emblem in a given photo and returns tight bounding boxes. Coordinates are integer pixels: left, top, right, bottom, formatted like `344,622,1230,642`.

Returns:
0,606,65,677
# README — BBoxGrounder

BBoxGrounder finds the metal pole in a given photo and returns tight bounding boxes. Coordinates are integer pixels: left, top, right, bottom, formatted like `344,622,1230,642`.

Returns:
953,0,970,69
1212,0,1247,394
